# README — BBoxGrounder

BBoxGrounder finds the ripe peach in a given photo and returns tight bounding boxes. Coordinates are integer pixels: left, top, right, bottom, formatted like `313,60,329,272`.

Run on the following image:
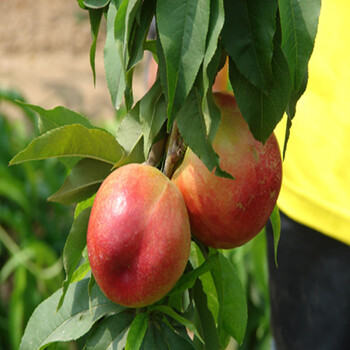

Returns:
172,92,282,249
87,163,191,307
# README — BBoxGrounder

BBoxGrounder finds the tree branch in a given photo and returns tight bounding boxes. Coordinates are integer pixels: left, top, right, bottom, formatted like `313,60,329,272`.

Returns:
163,122,187,178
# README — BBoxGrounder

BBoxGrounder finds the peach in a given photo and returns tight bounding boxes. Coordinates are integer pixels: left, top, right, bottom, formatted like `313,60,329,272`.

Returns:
87,163,191,307
172,92,282,249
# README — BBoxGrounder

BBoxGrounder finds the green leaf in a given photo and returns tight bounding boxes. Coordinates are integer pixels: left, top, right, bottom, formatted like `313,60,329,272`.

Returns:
70,260,91,283
160,322,195,350
283,68,308,157
222,0,277,92
191,243,220,324
176,88,232,179
170,253,219,296
203,90,221,144
104,2,124,108
84,0,110,9
140,321,168,350
57,208,91,310
229,42,292,143
270,205,281,267
279,0,321,90
77,0,87,9
139,80,167,159
114,102,145,167
151,305,203,344
10,124,124,166
125,312,148,350
19,278,125,350
193,280,221,350
157,0,210,125
19,103,94,134
128,0,156,70
202,0,224,95
201,0,224,145
89,8,104,85
85,312,134,349
211,253,247,345
75,194,96,219
48,159,111,205
105,0,141,108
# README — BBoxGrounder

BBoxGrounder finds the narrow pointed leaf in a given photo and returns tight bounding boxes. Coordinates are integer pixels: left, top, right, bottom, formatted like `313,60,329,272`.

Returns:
104,2,125,108
89,8,104,85
19,278,125,350
279,0,321,90
128,0,156,70
10,124,123,166
193,280,220,350
114,102,145,167
222,0,277,91
270,205,281,267
211,253,247,345
125,313,148,350
139,80,167,159
176,88,232,179
170,252,218,295
202,0,224,95
151,305,203,343
57,208,91,310
157,0,210,124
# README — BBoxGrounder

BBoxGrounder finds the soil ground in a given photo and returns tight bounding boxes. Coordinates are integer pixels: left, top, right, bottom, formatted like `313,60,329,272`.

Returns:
0,0,148,127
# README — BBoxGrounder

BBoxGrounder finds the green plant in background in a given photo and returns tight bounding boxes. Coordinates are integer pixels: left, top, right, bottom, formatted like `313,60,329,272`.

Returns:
0,90,73,350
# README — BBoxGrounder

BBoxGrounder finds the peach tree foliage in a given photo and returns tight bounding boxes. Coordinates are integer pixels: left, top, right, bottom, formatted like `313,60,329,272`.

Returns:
11,0,321,349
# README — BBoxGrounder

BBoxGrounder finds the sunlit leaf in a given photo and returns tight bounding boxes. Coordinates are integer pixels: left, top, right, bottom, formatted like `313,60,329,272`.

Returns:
125,312,148,350
10,124,123,166
84,0,110,9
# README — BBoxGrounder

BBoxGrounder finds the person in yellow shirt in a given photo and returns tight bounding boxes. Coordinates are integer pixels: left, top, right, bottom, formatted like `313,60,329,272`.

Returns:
266,1,350,349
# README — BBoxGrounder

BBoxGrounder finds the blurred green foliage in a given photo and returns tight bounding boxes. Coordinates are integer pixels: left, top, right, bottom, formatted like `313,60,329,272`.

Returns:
0,89,73,350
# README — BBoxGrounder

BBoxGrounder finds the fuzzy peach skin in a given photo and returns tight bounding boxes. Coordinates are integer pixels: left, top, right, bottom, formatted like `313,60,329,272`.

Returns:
172,92,282,249
87,163,191,307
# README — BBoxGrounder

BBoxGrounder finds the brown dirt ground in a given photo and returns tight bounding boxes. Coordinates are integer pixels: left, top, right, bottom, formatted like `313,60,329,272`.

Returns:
0,0,148,127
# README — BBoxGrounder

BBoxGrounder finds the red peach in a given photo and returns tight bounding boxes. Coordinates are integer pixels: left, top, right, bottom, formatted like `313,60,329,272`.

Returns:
87,163,191,307
172,92,282,249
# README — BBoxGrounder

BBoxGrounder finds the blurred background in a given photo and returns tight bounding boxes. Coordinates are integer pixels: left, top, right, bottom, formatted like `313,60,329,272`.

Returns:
0,1,271,349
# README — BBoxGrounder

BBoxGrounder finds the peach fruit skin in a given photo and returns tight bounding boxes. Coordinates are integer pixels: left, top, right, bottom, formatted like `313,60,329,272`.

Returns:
87,163,191,307
172,92,282,249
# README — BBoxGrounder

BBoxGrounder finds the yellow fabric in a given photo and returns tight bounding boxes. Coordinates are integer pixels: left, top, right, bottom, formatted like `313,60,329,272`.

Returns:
275,0,350,245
